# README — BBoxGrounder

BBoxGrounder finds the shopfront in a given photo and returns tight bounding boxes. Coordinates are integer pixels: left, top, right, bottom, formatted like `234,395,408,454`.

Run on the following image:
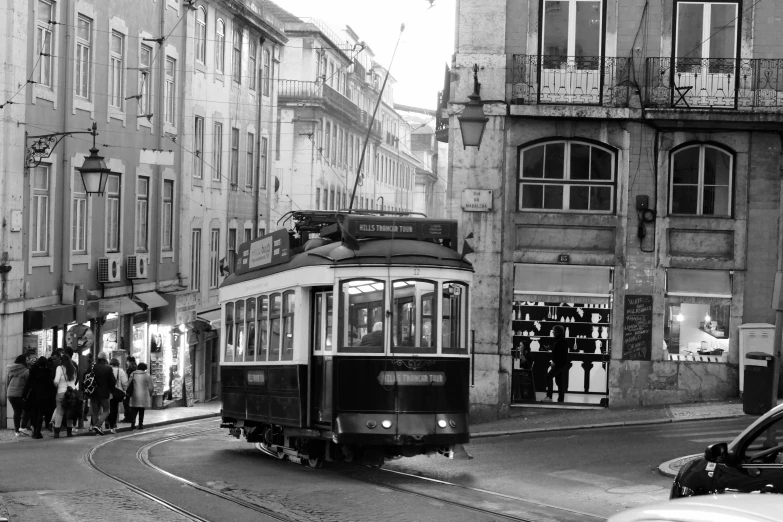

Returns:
512,264,613,406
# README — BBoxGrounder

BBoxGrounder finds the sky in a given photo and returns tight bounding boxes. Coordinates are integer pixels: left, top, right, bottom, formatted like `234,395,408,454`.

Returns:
272,0,455,111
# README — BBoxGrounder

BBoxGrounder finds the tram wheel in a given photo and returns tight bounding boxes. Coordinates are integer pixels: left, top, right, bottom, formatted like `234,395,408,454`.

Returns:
306,456,323,468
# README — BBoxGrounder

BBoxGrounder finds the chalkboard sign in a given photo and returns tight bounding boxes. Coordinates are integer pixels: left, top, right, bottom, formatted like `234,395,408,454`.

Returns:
622,294,653,360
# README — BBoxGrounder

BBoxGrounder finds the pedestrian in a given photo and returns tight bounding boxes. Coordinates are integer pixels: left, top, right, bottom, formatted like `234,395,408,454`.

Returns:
106,358,128,434
5,354,31,437
52,354,78,438
128,362,153,430
44,350,62,431
89,352,116,436
22,357,55,439
121,356,137,423
82,352,94,422
543,325,570,403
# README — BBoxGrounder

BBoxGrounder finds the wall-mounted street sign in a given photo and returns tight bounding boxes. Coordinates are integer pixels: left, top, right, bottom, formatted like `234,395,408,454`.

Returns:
558,254,570,263
461,189,492,212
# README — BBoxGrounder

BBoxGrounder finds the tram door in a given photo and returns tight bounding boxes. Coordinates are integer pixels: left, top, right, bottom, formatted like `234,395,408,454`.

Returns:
310,288,334,427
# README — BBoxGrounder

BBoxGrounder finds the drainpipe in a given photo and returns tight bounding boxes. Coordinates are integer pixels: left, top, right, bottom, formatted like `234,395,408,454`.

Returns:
60,0,72,297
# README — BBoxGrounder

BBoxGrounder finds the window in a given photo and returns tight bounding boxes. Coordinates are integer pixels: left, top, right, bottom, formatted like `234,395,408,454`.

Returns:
676,2,738,65
325,122,331,161
248,40,257,90
194,116,204,178
135,177,149,251
670,144,732,216
213,122,223,181
340,279,385,353
245,298,256,361
518,140,615,213
246,132,255,188
215,20,225,73
392,280,436,354
32,166,50,255
190,229,201,291
313,290,334,352
227,227,236,273
260,137,267,189
139,45,152,116
209,228,220,289
106,175,120,252
75,15,91,99
282,291,295,361
162,180,174,250
244,229,251,243
195,7,206,64
316,187,321,210
257,296,268,361
109,32,124,108
269,293,281,360
338,128,343,164
740,417,783,464
37,1,54,87
165,57,176,124
664,300,729,362
230,127,239,186
71,171,87,253
262,48,270,95
225,302,234,361
349,135,354,169
232,26,242,83
442,282,468,354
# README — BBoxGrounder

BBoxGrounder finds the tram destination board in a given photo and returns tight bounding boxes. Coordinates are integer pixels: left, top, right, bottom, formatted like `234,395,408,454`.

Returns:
346,216,457,244
622,294,653,361
235,229,290,275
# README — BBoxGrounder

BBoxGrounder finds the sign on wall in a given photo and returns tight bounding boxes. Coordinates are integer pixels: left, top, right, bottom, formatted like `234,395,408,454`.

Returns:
461,189,493,212
622,294,653,361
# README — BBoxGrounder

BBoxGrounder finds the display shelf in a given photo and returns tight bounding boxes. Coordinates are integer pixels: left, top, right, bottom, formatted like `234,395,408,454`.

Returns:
699,326,726,339
512,304,611,309
513,319,611,326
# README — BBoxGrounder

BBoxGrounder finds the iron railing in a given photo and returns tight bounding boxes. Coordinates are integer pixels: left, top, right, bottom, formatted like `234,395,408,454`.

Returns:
298,18,352,52
277,80,360,120
645,57,783,109
511,55,632,107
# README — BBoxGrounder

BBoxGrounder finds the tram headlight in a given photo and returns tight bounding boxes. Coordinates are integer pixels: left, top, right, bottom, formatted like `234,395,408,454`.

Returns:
381,420,392,429
437,420,448,429
366,420,377,429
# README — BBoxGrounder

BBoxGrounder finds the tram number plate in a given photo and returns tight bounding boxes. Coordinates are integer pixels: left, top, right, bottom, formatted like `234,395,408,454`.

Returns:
378,371,446,386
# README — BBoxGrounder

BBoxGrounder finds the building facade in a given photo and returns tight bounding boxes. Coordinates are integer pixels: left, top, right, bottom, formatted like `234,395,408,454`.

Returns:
446,0,783,421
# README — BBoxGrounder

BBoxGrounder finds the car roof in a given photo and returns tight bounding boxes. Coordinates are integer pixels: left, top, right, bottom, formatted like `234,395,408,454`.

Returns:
608,494,783,522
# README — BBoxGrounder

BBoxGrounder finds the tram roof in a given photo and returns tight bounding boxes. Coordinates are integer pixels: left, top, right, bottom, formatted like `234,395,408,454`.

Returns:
220,237,473,288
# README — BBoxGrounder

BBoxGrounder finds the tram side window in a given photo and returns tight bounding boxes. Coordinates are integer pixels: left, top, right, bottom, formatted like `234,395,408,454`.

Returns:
313,291,334,351
442,282,468,354
257,296,268,361
270,293,281,360
282,291,295,361
235,300,245,361
225,302,235,362
246,298,256,361
392,280,436,354
340,279,385,353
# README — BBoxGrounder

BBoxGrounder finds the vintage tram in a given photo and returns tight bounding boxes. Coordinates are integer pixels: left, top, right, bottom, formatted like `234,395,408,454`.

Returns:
218,211,473,466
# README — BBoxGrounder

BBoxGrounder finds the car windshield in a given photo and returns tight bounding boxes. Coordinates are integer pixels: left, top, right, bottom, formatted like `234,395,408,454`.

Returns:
743,416,783,463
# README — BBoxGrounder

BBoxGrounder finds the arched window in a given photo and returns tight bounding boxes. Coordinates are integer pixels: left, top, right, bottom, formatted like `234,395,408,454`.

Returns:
196,7,206,64
670,144,733,216
215,19,225,72
518,140,615,213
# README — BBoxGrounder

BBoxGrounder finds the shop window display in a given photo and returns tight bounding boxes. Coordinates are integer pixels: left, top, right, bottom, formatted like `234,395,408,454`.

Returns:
664,301,729,362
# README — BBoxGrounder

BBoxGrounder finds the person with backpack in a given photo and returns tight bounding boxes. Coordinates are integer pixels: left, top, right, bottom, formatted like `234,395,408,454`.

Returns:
87,352,116,435
6,354,31,437
52,355,78,438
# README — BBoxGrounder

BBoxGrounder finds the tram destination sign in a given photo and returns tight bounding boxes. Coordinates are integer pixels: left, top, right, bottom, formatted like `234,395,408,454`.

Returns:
377,371,446,386
235,229,290,275
347,216,457,244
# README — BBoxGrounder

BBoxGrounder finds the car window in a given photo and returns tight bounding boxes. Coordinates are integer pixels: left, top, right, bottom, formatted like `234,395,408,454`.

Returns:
743,416,783,464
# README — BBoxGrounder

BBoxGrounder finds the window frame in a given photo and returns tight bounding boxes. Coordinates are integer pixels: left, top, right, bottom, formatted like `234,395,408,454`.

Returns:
31,165,51,256
246,132,255,188
213,121,223,182
195,6,207,64
71,171,88,254
260,137,267,190
262,48,271,96
190,229,201,291
230,127,239,187
37,0,54,88
668,142,734,217
215,19,225,73
232,25,242,84
135,176,149,252
248,40,257,91
338,278,387,354
75,14,92,100
162,180,174,251
209,228,220,289
105,174,121,253
139,44,153,116
673,0,740,63
194,116,204,179
164,57,176,124
109,31,124,109
391,279,438,355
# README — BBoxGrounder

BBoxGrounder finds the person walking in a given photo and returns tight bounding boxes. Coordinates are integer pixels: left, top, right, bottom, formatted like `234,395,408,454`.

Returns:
128,362,153,430
544,325,570,403
106,358,128,434
22,357,54,439
120,356,137,423
6,354,31,437
89,352,116,436
52,355,78,438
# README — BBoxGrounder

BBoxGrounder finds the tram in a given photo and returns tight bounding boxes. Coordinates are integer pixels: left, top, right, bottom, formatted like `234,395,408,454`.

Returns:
218,211,473,466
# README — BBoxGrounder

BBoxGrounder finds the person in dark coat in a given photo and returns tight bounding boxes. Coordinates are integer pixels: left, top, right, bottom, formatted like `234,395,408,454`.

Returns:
6,354,31,437
544,325,571,403
121,356,137,423
128,362,153,430
359,322,384,347
22,357,55,439
89,351,116,435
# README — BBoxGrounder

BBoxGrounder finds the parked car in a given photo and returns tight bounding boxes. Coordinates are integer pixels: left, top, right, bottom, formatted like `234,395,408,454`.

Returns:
609,494,782,522
671,403,783,498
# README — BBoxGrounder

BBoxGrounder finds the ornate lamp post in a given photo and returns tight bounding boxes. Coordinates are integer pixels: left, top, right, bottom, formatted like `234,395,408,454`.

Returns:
457,64,489,149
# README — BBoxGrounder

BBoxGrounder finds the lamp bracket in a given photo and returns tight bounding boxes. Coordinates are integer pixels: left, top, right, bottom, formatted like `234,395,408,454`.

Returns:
25,125,96,169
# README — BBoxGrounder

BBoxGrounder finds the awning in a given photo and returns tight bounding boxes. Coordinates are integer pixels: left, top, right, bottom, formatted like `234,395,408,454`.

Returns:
666,269,732,298
24,301,101,331
514,264,613,297
133,291,169,309
98,296,144,315
196,308,222,329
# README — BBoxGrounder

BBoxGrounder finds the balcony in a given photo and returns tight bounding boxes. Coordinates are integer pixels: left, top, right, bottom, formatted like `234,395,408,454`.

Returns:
645,58,783,110
277,80,360,120
511,55,632,107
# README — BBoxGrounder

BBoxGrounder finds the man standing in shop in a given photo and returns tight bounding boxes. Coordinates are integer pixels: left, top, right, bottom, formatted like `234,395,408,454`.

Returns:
89,352,116,435
544,325,569,403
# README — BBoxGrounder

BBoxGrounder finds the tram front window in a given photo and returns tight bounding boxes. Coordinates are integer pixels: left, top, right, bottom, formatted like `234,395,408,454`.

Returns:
341,279,385,353
392,280,436,354
225,302,235,362
443,282,468,354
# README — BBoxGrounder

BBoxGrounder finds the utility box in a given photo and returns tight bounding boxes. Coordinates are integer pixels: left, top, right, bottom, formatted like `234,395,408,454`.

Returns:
743,352,776,415
738,323,775,394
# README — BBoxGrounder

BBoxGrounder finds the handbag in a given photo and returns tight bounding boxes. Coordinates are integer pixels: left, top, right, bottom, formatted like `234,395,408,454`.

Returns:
125,373,135,399
112,368,126,400
83,364,96,396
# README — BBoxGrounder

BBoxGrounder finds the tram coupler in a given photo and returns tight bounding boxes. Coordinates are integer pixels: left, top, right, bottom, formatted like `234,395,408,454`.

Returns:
442,444,473,460
229,427,242,439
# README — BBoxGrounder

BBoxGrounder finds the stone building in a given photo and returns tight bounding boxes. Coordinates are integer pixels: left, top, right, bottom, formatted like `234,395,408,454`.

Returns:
445,0,783,421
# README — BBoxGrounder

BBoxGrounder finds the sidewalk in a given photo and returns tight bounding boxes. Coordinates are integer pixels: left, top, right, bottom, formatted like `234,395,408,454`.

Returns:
0,402,222,444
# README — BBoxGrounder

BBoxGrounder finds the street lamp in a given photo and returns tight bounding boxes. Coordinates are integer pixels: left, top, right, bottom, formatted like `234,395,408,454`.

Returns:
457,64,489,149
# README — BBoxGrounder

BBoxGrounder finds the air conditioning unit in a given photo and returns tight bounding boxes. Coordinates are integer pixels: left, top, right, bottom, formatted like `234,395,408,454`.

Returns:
126,254,149,280
97,257,122,283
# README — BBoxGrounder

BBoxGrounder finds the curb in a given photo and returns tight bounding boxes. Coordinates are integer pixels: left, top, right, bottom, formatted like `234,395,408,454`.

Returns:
658,454,701,478
471,413,746,439
63,412,221,437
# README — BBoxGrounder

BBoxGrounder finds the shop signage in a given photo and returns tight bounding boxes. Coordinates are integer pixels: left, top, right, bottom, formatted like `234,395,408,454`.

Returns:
99,297,124,314
622,294,653,361
247,369,266,386
377,371,446,386
235,229,290,275
461,189,492,212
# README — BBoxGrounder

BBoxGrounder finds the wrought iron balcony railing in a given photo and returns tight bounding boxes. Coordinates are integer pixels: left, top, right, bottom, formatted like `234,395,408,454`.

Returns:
645,57,783,109
511,55,632,107
277,80,360,120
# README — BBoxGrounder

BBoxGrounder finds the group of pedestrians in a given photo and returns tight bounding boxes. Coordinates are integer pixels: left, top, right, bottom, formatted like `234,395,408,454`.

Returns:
5,349,153,438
